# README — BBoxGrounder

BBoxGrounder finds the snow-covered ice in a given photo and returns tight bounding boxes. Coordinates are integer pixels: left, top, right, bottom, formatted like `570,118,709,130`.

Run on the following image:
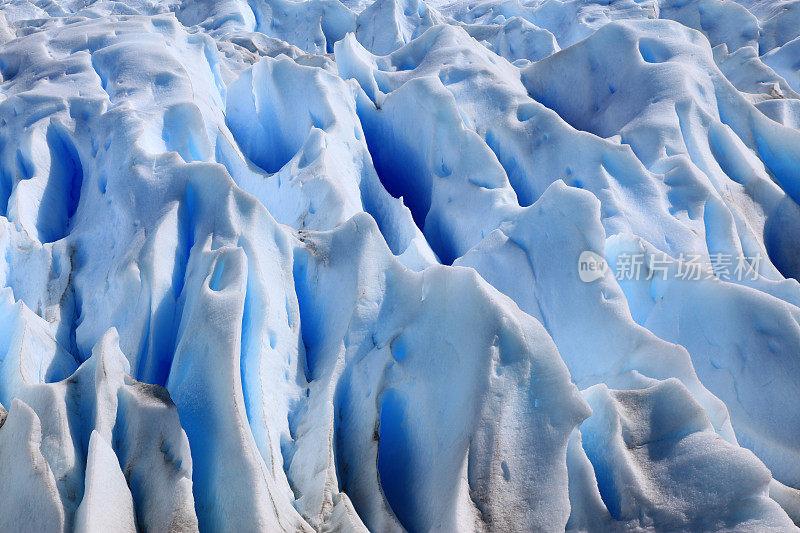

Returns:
0,0,799,529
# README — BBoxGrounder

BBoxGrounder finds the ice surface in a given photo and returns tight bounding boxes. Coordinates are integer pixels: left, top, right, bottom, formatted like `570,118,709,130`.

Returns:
0,0,798,530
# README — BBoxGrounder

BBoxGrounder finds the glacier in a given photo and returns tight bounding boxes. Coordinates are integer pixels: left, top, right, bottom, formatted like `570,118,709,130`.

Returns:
0,0,799,528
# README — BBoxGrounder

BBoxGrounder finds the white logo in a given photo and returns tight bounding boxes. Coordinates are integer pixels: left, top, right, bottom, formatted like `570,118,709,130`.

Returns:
578,251,608,283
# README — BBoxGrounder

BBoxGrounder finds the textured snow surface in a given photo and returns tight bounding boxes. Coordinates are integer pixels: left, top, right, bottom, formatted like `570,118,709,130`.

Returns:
0,0,799,529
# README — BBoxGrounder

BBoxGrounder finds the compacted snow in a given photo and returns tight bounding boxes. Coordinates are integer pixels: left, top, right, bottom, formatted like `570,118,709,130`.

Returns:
0,0,799,529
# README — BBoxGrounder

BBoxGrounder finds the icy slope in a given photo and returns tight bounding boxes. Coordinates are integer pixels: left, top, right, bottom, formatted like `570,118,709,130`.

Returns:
0,0,799,529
